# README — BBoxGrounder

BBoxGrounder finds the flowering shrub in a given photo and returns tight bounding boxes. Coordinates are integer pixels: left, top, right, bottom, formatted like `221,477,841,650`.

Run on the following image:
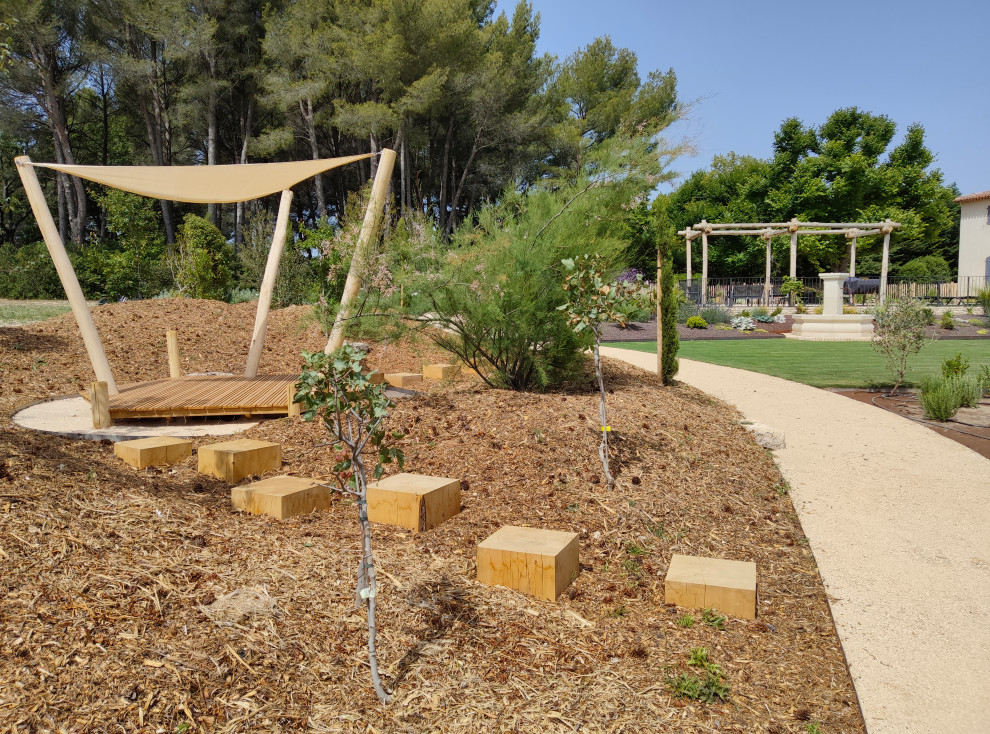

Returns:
731,316,755,331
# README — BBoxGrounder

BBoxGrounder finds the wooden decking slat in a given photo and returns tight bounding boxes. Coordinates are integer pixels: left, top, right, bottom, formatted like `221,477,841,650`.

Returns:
90,375,298,419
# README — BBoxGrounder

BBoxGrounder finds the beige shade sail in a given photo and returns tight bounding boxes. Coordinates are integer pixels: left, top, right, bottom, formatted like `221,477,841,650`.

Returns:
28,154,373,204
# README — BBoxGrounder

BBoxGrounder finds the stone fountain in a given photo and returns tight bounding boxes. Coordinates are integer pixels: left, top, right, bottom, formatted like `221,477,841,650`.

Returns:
787,272,874,341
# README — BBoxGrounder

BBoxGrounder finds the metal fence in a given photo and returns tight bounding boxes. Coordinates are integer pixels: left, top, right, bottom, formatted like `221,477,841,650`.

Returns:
678,276,989,307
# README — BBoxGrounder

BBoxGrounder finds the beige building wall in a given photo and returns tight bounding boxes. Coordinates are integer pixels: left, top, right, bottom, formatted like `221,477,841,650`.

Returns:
957,196,990,289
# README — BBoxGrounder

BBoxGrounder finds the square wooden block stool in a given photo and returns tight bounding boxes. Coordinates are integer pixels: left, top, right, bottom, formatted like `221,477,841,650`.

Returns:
664,554,757,619
231,475,330,520
477,525,580,601
198,439,281,483
385,372,423,388
367,473,460,532
114,436,192,469
422,364,460,380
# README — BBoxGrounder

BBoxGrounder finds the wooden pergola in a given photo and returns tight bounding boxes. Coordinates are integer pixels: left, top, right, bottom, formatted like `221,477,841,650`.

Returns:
676,218,901,304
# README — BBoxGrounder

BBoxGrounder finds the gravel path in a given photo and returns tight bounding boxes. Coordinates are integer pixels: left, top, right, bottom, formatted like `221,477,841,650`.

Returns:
601,346,990,734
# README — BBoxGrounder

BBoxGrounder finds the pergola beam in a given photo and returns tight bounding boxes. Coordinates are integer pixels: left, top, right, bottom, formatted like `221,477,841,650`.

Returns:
686,218,901,306
702,221,899,229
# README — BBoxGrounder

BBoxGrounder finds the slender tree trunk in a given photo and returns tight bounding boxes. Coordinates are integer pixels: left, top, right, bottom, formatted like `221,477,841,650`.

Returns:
38,73,85,243
206,64,219,227
137,38,176,244
369,132,378,179
235,99,254,247
444,126,482,237
592,331,614,489
56,171,68,243
301,98,325,222
397,125,407,222
438,116,454,227
353,451,390,703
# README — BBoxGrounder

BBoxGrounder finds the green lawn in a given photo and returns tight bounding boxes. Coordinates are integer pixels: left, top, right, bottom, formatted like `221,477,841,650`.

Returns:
608,339,990,389
0,301,73,325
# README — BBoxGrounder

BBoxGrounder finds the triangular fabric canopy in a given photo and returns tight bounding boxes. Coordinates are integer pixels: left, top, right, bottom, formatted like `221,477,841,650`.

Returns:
29,154,373,204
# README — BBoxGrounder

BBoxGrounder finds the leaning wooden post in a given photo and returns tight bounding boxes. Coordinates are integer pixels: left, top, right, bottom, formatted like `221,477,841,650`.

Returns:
166,330,181,378
700,220,709,306
245,189,294,378
14,156,118,394
325,148,397,354
879,220,893,304
89,381,112,429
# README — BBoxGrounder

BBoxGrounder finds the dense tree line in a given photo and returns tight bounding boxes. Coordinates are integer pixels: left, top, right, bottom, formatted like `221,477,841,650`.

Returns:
664,108,961,279
0,0,678,256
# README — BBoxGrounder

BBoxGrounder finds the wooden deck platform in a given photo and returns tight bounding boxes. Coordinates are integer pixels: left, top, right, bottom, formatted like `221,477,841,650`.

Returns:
84,375,298,419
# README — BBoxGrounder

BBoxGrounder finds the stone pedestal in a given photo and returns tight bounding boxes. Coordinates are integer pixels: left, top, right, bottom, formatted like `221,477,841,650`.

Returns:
788,272,874,341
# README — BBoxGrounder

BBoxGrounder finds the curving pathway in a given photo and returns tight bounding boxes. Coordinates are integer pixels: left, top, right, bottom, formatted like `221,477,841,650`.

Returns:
601,347,990,734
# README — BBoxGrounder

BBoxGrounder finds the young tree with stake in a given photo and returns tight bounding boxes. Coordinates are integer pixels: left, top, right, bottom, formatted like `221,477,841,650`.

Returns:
295,345,404,703
559,254,651,488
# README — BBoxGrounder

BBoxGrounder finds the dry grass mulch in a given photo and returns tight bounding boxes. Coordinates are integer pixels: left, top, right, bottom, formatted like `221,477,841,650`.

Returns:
0,299,864,733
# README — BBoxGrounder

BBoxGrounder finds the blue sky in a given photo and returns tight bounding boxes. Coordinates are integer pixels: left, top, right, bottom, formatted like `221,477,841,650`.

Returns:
499,0,990,196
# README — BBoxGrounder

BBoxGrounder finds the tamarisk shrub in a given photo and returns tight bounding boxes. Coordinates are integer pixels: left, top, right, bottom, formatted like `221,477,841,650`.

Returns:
558,253,651,488
295,345,404,703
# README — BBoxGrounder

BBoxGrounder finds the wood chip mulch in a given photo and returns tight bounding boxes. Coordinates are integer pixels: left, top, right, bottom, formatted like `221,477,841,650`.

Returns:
0,299,865,733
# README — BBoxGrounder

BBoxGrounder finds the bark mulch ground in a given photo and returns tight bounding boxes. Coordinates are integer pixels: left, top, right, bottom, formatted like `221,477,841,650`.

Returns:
0,299,864,733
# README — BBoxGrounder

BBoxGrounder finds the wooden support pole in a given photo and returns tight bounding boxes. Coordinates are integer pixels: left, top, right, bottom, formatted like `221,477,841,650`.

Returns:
879,221,892,303
89,381,112,429
656,246,662,378
245,189,294,378
15,156,118,394
701,230,709,306
325,148,397,355
287,384,301,418
789,218,799,280
763,234,773,304
166,330,181,378
685,235,692,283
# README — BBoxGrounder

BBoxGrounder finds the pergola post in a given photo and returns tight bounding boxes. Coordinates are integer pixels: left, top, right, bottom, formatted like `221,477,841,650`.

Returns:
245,188,294,378
656,246,662,377
685,234,692,283
699,220,709,306
845,229,859,279
14,156,118,394
879,219,893,304
763,230,773,305
325,148,397,354
788,218,799,280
